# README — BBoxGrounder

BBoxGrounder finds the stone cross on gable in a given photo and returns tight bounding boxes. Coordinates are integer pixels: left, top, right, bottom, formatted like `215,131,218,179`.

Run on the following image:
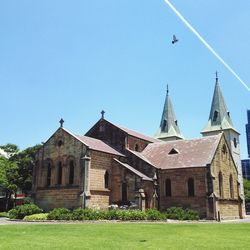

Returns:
59,118,64,128
101,110,105,119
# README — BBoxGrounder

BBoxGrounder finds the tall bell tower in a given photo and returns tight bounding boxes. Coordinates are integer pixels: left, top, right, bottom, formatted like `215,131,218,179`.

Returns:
201,73,244,198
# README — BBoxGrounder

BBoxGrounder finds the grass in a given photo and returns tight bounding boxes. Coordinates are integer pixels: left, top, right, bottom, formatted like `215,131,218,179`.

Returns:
0,223,250,249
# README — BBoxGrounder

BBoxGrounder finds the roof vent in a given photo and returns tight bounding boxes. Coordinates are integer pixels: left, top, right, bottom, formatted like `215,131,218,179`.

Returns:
168,148,179,155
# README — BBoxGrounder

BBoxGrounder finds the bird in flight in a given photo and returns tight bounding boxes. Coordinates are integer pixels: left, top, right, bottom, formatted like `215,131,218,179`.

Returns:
172,35,178,44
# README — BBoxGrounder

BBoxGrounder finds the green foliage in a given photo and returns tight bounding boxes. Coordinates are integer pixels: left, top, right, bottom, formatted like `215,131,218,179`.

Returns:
116,210,147,221
0,144,19,157
243,178,250,203
0,144,42,210
23,213,48,221
47,208,166,221
0,212,8,217
165,207,199,220
71,208,104,220
10,144,42,192
146,209,166,220
47,208,72,220
8,204,43,219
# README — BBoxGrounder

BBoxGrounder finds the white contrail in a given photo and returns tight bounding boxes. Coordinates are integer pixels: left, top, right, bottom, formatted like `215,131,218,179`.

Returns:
164,0,250,92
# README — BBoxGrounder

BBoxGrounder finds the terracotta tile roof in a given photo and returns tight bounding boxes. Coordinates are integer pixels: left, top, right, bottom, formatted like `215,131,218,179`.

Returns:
75,135,124,156
141,134,222,169
119,125,160,143
126,148,154,166
114,159,152,181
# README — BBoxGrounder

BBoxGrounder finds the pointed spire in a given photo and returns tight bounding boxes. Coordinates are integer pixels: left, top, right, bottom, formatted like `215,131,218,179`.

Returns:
155,86,183,141
201,73,237,135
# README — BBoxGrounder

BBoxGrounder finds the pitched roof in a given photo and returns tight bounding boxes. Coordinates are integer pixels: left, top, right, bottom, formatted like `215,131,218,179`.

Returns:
141,134,222,169
114,159,152,181
119,125,159,143
201,76,238,134
102,119,159,143
155,87,183,141
75,134,124,156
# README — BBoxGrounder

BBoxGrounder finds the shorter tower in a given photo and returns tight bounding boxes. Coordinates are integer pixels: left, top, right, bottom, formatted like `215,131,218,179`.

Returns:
155,86,183,141
201,73,243,197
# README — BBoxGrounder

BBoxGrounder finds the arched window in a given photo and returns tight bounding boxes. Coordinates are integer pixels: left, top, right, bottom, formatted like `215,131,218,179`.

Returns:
57,162,62,185
69,160,74,185
135,144,139,152
163,119,167,130
213,110,218,122
229,174,234,198
233,138,237,148
165,179,171,197
222,144,227,154
188,178,194,197
104,171,109,189
219,171,223,197
47,163,51,186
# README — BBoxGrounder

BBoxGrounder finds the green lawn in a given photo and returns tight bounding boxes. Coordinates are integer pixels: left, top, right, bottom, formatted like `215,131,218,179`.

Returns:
0,223,250,250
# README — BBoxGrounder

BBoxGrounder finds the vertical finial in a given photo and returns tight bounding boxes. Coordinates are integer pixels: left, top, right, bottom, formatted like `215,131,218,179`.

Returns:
167,84,169,95
59,118,64,128
101,110,105,119
215,71,218,83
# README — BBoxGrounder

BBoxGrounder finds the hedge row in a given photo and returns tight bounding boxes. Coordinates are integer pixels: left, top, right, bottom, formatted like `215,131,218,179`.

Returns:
9,204,200,221
47,207,199,221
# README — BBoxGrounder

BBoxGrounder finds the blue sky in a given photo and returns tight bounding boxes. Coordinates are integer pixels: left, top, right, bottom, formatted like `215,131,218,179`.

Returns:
0,1,250,158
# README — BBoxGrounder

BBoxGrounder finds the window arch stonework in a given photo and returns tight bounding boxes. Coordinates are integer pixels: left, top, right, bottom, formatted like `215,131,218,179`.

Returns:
188,178,195,197
229,174,234,199
104,171,110,189
165,179,172,197
69,160,74,185
219,171,223,198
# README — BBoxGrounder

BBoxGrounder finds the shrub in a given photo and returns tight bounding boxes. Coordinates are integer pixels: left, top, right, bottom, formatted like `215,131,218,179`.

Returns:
183,208,200,220
114,210,147,221
0,212,8,218
146,209,166,220
47,208,72,220
165,207,199,220
8,204,43,219
23,213,48,221
71,208,105,220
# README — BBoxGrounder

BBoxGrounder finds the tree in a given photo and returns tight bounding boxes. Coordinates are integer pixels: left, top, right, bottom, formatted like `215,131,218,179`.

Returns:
0,155,18,210
243,178,250,204
0,143,19,157
0,144,41,210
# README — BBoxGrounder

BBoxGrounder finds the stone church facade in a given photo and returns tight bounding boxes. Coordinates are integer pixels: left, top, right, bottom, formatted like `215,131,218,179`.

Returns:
33,75,245,220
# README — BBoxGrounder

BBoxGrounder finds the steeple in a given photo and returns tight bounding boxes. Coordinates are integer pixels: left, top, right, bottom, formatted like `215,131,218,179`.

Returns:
155,86,183,141
201,73,244,209
201,73,238,135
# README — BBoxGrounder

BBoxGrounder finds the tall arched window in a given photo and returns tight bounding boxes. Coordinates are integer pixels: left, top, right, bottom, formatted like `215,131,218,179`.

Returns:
69,160,74,185
213,110,218,122
47,163,51,186
135,144,139,152
165,179,171,197
219,171,223,197
229,174,234,198
104,171,109,189
57,162,62,185
188,178,194,197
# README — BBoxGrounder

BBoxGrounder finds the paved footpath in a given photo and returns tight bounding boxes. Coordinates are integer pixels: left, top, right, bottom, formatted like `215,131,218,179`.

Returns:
1,216,250,225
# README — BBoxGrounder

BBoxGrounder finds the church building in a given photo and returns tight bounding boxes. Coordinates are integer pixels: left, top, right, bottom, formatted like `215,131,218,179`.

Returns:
33,75,245,220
